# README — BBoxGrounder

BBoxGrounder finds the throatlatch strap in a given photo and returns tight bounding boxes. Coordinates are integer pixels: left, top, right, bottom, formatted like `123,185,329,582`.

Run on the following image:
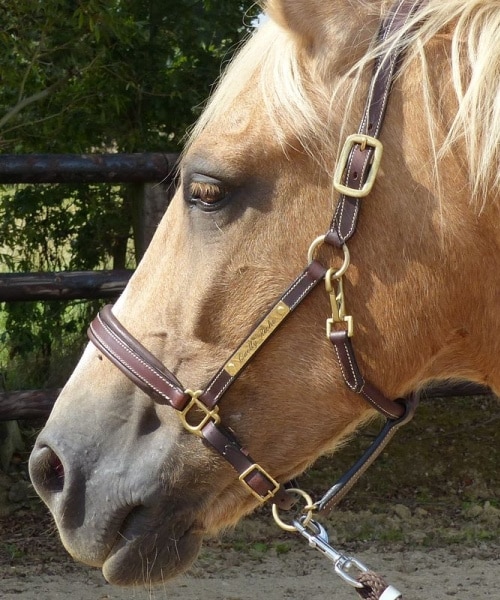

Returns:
329,331,404,420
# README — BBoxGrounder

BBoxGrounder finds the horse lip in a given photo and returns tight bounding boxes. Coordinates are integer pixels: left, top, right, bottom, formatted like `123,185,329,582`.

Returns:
101,504,204,585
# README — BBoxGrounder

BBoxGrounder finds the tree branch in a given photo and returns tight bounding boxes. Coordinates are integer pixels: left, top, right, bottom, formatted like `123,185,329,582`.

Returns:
0,78,67,130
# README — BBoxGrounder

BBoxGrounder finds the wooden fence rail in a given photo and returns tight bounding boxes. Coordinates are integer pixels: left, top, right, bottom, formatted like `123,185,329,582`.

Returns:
0,153,177,184
0,270,132,301
0,152,177,421
0,389,61,421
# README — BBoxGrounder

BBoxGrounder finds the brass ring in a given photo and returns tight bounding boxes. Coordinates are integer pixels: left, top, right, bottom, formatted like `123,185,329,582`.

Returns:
331,244,350,279
272,488,315,532
307,236,350,279
307,235,326,264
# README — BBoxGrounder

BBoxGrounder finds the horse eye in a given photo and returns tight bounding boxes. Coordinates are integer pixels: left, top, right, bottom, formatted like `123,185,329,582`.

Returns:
188,180,227,210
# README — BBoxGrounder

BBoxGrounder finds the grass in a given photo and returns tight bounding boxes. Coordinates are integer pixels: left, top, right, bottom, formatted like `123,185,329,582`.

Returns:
303,395,500,510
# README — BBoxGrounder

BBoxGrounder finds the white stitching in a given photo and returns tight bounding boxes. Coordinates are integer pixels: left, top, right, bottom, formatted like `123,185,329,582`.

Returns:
206,269,319,399
93,314,182,402
205,368,232,398
287,271,317,309
361,386,393,419
333,340,360,391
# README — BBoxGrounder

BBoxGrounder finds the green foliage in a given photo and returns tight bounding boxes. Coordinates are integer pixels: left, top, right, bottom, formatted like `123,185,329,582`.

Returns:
0,0,257,152
0,0,258,389
0,182,131,388
4,542,25,560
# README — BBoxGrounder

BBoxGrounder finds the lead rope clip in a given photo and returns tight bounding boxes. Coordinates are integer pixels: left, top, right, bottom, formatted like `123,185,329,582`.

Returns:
293,517,403,600
292,516,368,589
272,491,402,600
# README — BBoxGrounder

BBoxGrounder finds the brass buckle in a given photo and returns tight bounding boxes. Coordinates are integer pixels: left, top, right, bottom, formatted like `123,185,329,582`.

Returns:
333,134,383,198
179,389,220,437
239,463,280,502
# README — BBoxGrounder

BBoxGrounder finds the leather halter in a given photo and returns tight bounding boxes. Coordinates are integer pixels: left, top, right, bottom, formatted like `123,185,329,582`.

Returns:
88,0,426,514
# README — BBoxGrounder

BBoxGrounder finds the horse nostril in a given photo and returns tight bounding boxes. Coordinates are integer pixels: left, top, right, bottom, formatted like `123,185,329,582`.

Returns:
30,445,65,495
48,451,65,488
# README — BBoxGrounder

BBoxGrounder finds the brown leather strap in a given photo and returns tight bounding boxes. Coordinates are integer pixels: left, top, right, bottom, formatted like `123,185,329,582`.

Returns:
321,0,422,437
89,306,189,410
329,331,404,420
201,422,294,509
327,0,426,248
89,310,293,505
201,260,327,408
88,260,327,503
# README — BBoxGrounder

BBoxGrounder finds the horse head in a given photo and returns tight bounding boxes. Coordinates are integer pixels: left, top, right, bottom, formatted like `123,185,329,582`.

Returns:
29,0,500,587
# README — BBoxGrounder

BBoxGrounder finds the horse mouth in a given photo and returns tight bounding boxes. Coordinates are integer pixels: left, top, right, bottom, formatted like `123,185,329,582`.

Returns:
101,505,204,586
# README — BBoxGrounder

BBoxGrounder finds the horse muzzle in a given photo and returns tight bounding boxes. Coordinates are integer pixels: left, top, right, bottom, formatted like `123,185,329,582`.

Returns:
29,419,205,585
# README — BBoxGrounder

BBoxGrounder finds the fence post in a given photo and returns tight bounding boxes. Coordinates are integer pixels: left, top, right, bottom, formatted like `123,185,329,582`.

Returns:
131,181,176,261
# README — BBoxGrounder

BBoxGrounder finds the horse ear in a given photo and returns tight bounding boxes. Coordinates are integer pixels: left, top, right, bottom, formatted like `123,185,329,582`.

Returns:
266,0,334,47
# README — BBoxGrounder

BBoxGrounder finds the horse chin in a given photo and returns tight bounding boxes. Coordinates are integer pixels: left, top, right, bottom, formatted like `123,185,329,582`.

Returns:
55,501,205,586
102,534,203,586
100,486,257,585
101,508,204,586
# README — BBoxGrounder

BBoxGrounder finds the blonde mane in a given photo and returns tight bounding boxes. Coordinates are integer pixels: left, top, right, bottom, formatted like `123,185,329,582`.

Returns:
189,0,500,204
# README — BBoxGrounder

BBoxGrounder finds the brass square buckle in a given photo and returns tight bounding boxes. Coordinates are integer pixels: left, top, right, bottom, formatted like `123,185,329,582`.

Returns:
333,134,383,198
179,389,220,437
239,463,280,502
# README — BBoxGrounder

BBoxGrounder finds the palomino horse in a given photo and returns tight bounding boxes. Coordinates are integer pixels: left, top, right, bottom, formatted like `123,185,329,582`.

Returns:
30,0,499,593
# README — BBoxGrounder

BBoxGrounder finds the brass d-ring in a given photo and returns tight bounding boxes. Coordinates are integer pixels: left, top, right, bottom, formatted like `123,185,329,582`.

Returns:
272,488,315,532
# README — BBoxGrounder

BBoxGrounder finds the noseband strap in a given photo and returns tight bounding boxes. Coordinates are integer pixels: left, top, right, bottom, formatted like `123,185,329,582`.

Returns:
88,0,426,512
90,305,188,409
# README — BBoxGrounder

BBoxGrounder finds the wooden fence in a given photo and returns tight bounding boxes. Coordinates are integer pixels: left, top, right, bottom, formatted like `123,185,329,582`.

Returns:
0,153,493,421
0,153,177,421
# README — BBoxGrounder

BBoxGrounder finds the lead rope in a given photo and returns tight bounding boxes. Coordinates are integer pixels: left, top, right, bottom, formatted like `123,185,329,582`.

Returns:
271,492,404,599
356,573,397,600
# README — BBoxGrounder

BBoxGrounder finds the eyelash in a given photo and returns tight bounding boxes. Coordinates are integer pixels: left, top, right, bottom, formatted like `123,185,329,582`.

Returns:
188,180,228,211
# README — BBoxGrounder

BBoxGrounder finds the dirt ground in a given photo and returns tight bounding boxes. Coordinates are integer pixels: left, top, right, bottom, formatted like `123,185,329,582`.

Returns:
1,536,499,600
1,501,499,600
1,396,499,599
1,546,500,600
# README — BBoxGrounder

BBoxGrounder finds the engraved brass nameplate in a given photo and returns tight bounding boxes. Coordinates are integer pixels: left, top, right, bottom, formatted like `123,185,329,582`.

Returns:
223,301,291,377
